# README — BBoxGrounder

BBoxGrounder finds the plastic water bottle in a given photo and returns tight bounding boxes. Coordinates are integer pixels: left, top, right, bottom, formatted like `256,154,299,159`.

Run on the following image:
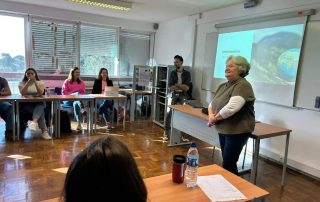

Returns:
45,87,49,96
185,141,199,188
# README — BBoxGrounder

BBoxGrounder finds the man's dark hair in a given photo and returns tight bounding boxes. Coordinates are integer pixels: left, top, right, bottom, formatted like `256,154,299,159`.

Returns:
174,55,183,63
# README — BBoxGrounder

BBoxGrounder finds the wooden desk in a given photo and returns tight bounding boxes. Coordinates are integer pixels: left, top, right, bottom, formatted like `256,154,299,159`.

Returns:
40,164,268,202
119,88,152,121
145,164,268,202
119,88,152,95
88,94,127,132
169,105,291,186
13,95,95,139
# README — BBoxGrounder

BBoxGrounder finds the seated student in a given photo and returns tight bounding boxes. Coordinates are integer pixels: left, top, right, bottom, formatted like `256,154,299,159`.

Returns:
18,68,52,140
0,76,13,137
63,136,147,202
62,67,87,131
92,68,114,129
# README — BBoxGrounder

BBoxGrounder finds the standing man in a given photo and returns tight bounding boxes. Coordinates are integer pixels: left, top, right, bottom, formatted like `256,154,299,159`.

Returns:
0,77,13,137
163,55,191,141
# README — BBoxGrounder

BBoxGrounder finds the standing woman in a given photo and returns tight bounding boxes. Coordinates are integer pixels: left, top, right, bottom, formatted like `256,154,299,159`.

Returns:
19,68,52,140
62,67,87,130
92,68,114,129
208,55,255,175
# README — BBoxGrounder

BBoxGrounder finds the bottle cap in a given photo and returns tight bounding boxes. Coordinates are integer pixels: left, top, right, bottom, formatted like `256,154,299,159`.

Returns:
191,142,196,147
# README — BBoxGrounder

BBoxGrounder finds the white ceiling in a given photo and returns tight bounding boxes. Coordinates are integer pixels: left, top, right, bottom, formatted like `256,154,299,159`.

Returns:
6,0,244,23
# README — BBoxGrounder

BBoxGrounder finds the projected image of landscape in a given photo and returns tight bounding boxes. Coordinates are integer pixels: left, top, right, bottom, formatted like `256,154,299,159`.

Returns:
213,23,305,106
248,24,304,85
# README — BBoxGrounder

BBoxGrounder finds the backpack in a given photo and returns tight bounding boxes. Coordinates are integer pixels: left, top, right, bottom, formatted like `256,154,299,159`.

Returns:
59,110,72,134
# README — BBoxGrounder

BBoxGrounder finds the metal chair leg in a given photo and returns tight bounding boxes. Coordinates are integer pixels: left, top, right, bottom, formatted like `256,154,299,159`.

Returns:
242,142,248,169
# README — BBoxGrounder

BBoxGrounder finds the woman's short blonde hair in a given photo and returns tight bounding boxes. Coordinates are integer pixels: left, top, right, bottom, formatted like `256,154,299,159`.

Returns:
226,56,251,77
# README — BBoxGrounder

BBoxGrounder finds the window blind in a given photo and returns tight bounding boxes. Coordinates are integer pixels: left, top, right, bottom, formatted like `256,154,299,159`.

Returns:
80,25,118,76
31,19,77,74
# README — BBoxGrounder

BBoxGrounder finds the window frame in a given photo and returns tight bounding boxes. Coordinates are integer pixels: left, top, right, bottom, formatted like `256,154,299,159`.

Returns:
0,11,153,79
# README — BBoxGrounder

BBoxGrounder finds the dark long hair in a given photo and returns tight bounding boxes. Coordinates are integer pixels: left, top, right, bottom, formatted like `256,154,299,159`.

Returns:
67,67,81,84
22,68,40,83
63,136,147,202
97,67,109,81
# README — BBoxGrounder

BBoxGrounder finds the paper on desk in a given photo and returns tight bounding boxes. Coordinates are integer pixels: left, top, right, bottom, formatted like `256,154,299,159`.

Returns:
197,174,246,202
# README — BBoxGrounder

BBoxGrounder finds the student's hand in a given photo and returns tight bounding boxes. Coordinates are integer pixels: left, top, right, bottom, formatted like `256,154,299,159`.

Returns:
27,78,35,85
170,85,178,91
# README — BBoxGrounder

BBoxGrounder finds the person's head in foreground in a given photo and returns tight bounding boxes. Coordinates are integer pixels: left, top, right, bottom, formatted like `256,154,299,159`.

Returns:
63,136,147,202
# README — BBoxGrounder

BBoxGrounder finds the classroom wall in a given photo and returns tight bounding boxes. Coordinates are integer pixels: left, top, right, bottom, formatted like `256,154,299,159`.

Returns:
154,0,320,178
153,16,196,67
0,0,154,32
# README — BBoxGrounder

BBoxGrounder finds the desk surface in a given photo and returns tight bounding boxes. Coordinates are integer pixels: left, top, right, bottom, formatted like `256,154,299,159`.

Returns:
119,88,152,95
145,164,268,202
5,94,95,101
40,164,268,202
169,104,291,139
169,105,207,121
88,93,127,99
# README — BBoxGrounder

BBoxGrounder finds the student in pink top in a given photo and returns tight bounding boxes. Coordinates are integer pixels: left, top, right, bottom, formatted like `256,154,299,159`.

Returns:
62,67,87,130
92,68,114,129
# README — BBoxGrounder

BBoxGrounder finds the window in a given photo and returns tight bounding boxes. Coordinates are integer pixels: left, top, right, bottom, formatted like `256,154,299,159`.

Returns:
0,14,26,94
80,25,118,76
120,31,150,76
31,19,77,75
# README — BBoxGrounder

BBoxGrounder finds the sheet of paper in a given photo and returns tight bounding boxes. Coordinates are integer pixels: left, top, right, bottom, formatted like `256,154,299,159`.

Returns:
197,174,247,202
7,154,32,160
138,67,151,86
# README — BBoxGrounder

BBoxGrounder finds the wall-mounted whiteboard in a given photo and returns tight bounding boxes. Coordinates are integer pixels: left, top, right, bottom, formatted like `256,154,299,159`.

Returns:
295,21,320,110
201,18,320,109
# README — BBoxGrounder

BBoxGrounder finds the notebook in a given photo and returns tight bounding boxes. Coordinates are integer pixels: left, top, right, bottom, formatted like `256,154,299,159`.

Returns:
104,87,119,96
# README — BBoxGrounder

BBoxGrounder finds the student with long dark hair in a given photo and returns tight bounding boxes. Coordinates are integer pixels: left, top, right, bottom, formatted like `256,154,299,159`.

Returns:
92,68,114,129
18,68,51,140
62,67,87,130
63,136,147,202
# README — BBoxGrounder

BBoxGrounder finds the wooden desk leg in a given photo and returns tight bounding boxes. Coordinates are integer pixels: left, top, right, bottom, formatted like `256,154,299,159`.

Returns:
52,101,56,138
123,99,127,131
87,101,90,134
130,93,136,122
16,102,20,141
57,102,61,138
251,138,260,184
281,133,290,186
116,99,119,127
11,101,16,141
167,110,191,147
94,99,97,133
55,101,59,138
89,100,94,135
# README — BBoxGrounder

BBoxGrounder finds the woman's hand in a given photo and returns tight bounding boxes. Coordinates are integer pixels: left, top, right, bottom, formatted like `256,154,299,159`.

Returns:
26,78,35,86
208,113,216,127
